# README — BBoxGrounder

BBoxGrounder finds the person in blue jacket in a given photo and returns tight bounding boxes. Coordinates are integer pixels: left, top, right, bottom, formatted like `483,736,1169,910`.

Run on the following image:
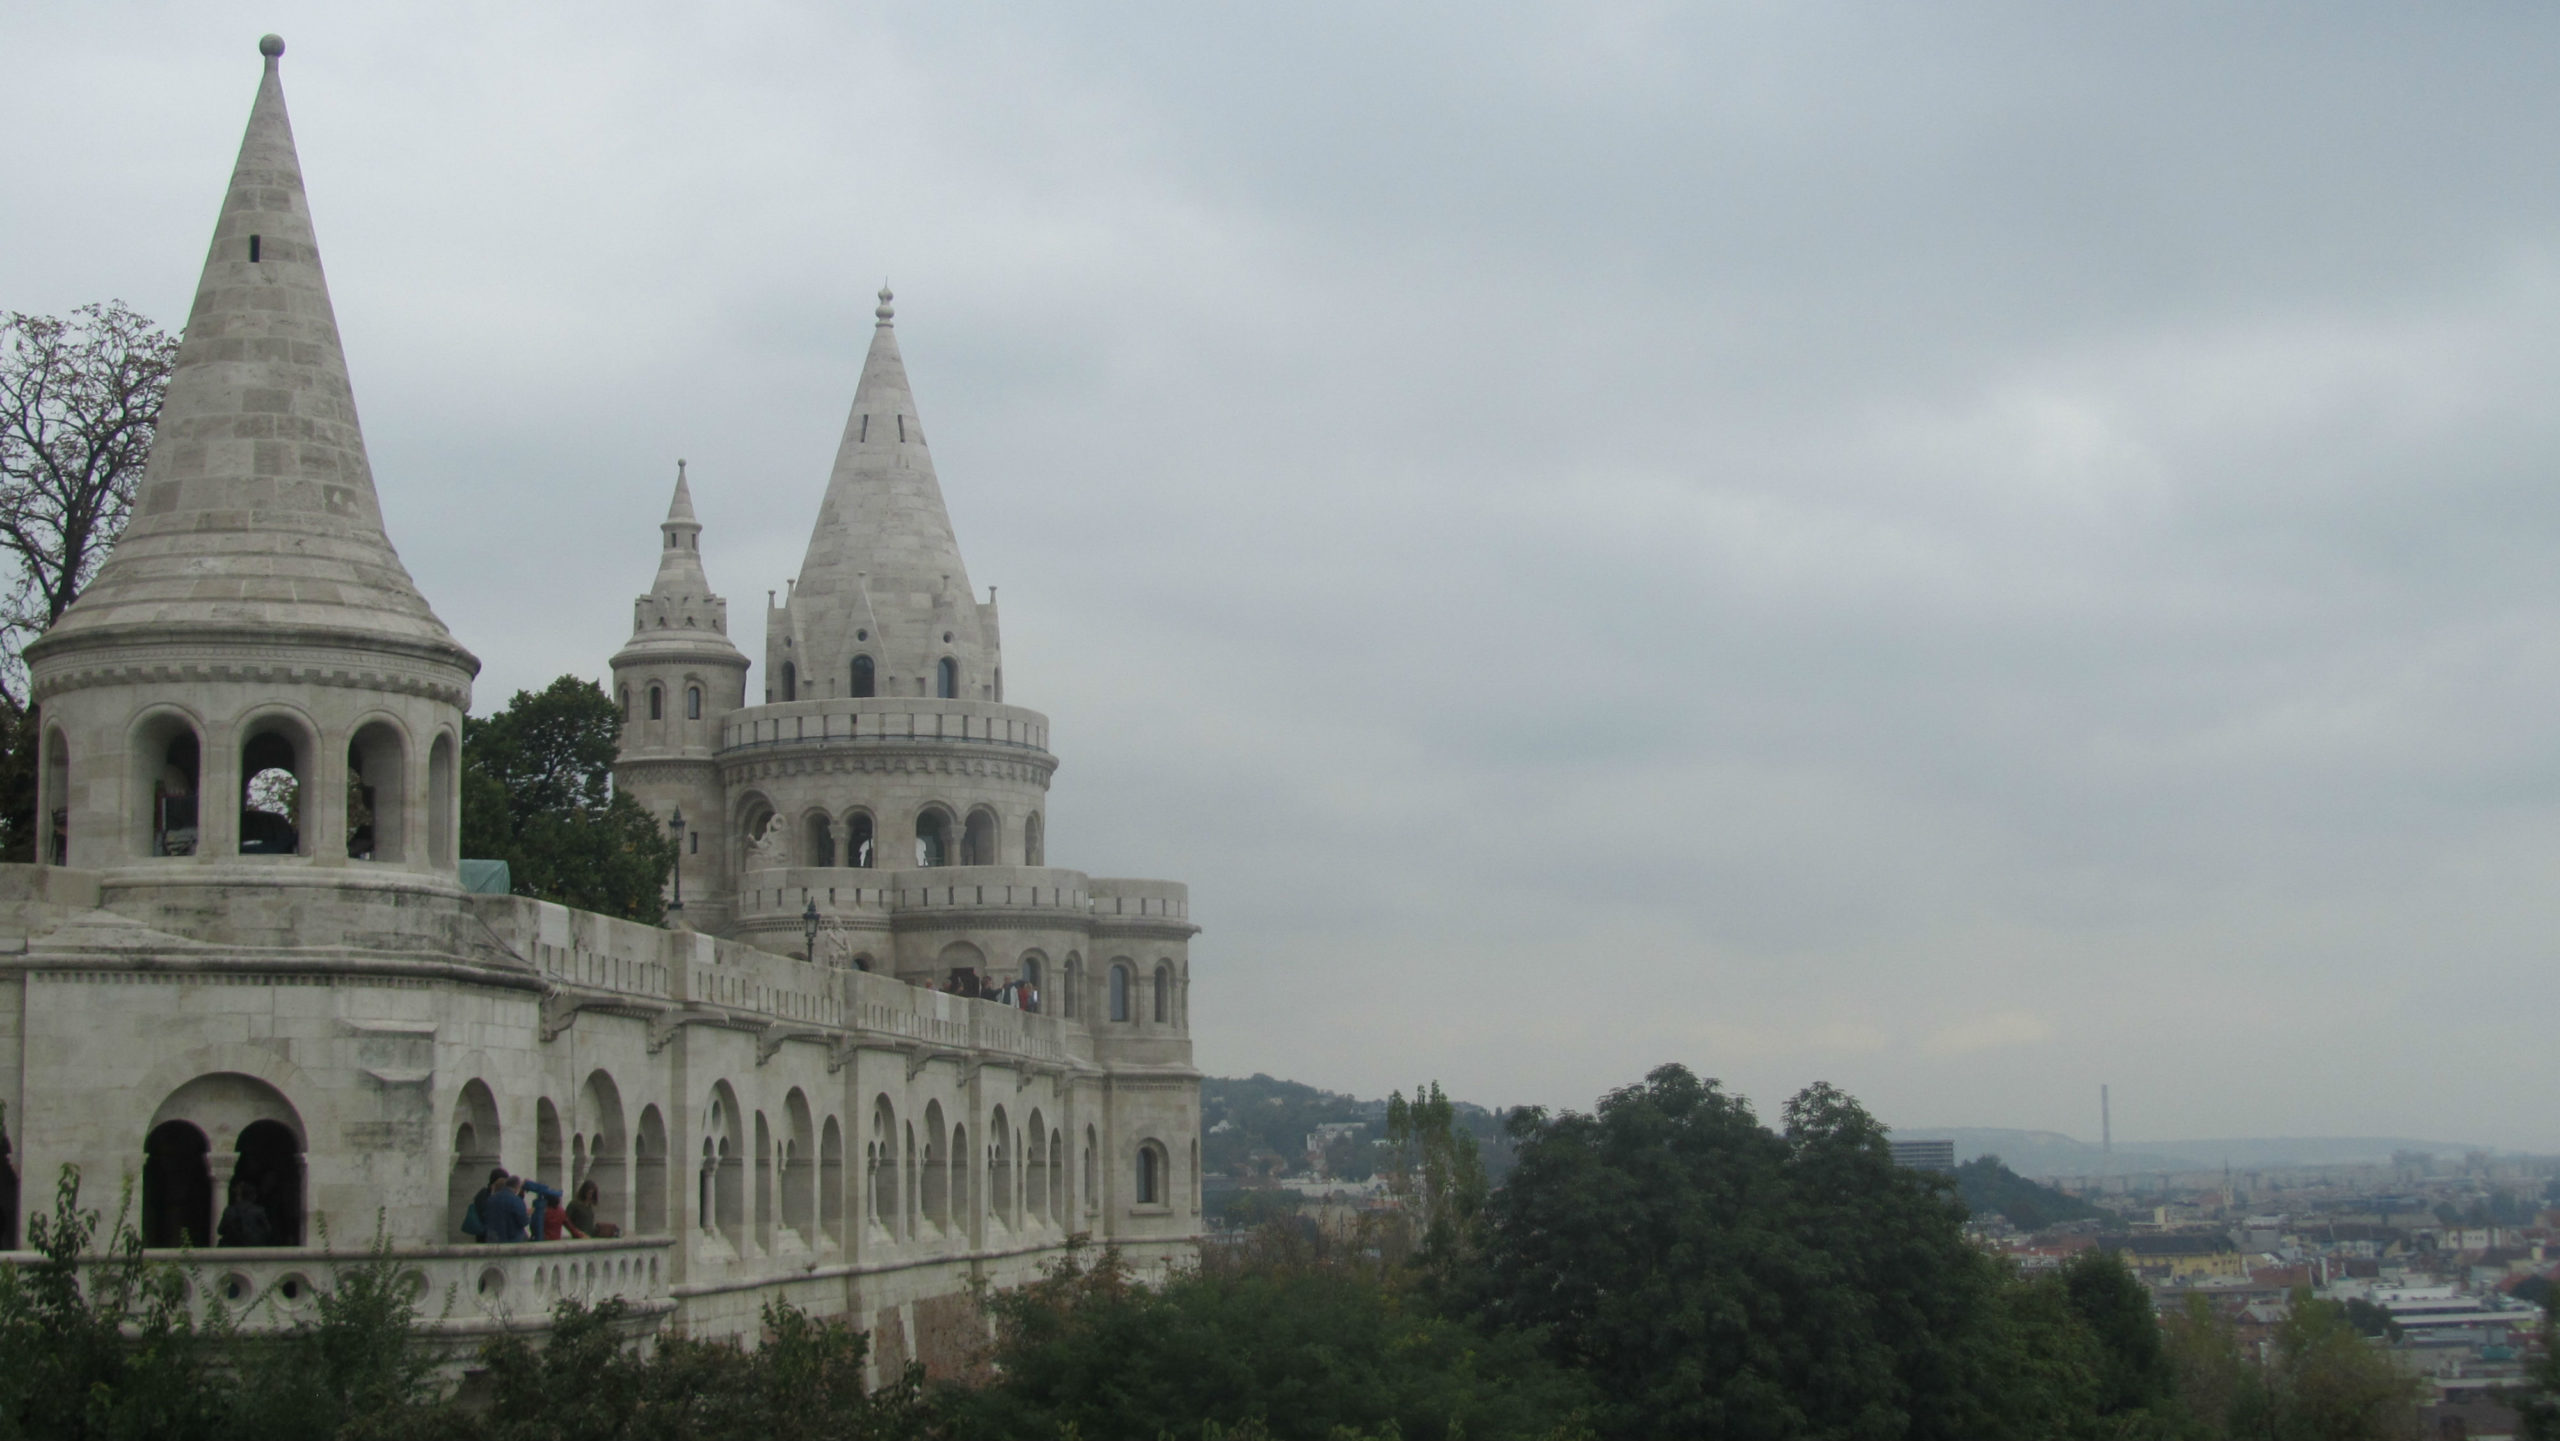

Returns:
521,1177,563,1242
480,1175,532,1244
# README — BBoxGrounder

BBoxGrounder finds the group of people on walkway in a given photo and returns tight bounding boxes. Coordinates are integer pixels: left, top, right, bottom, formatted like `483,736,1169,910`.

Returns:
939,967,1040,1012
460,1170,620,1243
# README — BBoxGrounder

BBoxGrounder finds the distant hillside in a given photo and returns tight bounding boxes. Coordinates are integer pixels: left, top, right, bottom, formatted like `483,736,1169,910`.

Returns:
1891,1128,2497,1180
1955,1156,2101,1231
1201,1074,1518,1186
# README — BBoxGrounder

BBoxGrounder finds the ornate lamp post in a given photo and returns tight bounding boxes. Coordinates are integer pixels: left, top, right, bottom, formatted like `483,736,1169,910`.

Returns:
668,807,685,913
802,896,820,965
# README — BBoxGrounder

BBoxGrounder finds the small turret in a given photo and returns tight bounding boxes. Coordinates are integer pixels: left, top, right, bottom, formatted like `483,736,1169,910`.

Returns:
611,461,748,929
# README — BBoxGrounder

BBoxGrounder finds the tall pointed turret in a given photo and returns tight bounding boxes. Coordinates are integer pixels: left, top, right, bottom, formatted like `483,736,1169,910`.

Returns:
612,460,748,932
27,37,477,880
769,289,1001,703
30,33,470,666
622,460,738,649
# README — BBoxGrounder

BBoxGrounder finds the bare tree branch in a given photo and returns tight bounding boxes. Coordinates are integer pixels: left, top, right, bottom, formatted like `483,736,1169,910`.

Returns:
0,301,178,706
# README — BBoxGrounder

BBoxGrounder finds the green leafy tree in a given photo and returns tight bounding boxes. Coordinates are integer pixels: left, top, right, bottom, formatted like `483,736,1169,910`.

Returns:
2264,1293,2422,1441
462,676,674,922
2166,1291,2421,1441
2055,1248,2179,1424
2341,1296,2403,1343
943,1242,1593,1441
1985,1270,2111,1441
1214,1187,1308,1231
1479,1066,2080,1441
2162,1294,2260,1441
1384,1081,1487,1285
473,1296,930,1441
226,1221,444,1441
0,1164,232,1441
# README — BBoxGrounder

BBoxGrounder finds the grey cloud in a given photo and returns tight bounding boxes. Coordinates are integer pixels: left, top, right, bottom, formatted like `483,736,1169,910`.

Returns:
8,2,2560,1146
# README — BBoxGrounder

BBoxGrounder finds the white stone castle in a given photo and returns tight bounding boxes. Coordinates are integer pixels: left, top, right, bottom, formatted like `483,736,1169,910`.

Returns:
0,37,1200,1364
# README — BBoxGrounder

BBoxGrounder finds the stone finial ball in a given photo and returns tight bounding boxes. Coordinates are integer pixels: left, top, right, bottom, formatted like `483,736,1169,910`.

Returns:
259,34,286,57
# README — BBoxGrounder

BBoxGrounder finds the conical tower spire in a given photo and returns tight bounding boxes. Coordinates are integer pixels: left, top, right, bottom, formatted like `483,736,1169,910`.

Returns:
623,459,735,648
30,35,471,669
776,289,999,703
653,459,707,589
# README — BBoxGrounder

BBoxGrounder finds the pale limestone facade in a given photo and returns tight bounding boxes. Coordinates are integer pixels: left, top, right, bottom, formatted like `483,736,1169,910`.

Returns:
0,38,1201,1363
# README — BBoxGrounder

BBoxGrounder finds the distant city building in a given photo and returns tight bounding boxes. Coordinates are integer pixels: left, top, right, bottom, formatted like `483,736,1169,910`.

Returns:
1890,1139,1957,1174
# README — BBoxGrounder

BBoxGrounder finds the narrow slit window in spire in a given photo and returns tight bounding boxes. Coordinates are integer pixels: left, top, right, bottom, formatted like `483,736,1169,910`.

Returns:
248,234,261,263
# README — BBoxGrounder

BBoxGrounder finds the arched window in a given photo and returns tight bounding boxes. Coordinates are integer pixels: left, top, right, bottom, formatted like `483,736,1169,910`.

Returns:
239,720,309,856
936,657,958,698
648,685,664,721
869,1098,898,1235
429,733,456,866
915,810,952,868
986,1108,1012,1228
346,720,407,862
820,1117,844,1245
1136,1142,1164,1206
686,685,702,720
1109,963,1131,1023
804,812,835,868
961,808,996,866
635,1104,669,1235
782,662,797,702
42,729,68,866
1021,955,1045,1013
1025,812,1043,867
845,812,875,868
134,715,200,858
1080,1121,1100,1213
1153,963,1172,1024
851,655,875,698
618,686,630,719
1063,955,1082,1019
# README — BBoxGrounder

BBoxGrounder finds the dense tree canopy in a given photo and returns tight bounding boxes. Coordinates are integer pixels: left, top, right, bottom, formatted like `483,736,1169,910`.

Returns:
1477,1066,2170,1441
944,1242,1592,1441
461,676,673,922
1955,1154,2102,1232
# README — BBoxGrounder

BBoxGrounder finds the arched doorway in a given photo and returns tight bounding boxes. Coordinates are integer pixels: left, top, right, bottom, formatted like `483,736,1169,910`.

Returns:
143,1121,212,1247
448,1080,502,1242
233,1119,303,1245
0,1110,17,1250
147,1073,309,1247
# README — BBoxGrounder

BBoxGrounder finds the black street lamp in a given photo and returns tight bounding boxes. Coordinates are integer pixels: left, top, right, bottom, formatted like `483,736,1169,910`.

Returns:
802,896,820,964
668,807,686,913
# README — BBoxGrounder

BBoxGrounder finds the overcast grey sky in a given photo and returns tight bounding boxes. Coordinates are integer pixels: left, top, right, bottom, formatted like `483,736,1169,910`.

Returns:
11,4,2560,1147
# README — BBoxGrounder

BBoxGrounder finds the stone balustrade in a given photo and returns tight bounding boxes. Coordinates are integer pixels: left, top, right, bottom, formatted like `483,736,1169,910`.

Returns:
733,866,1095,918
717,698,1049,755
6,1235,678,1337
472,891,1090,1064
